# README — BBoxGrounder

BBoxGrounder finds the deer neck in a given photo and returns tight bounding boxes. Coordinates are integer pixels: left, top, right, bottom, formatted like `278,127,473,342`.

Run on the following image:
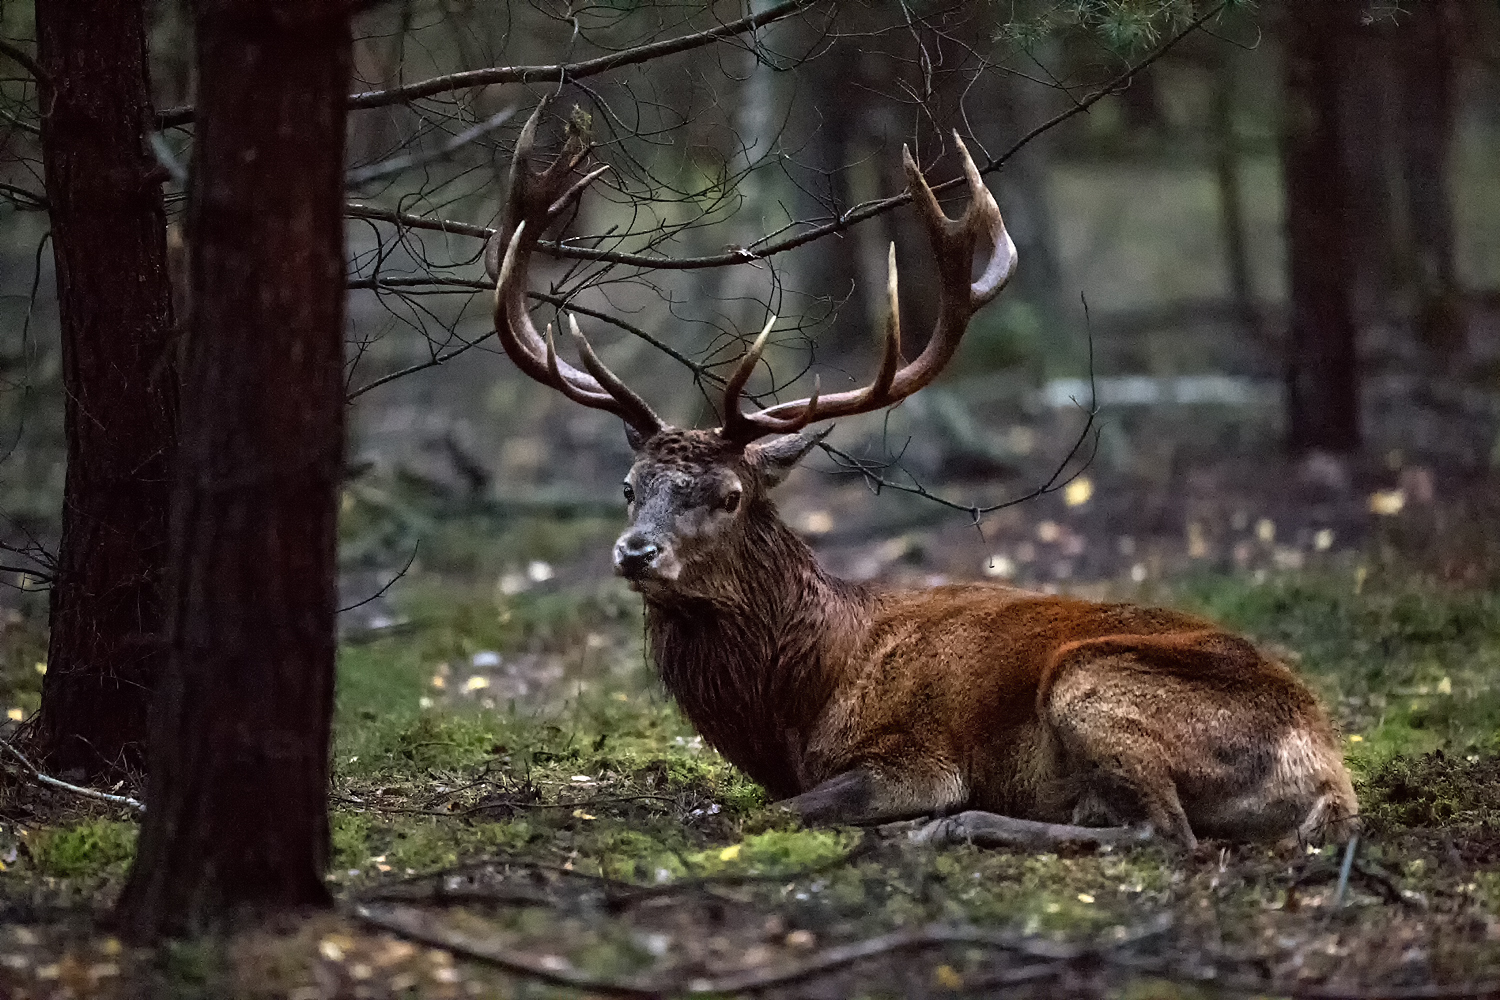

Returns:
641,501,868,798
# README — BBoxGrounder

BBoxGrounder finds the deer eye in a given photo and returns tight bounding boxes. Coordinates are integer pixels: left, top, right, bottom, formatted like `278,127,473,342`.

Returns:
622,483,635,504
722,488,742,513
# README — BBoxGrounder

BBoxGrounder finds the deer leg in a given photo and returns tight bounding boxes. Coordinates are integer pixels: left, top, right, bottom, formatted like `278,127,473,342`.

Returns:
780,765,965,826
907,811,1154,851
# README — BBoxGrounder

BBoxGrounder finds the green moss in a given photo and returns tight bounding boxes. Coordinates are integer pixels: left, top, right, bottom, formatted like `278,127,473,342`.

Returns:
26,819,137,877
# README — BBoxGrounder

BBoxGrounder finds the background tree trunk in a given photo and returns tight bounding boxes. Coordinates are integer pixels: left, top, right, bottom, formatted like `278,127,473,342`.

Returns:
1279,0,1361,454
33,0,176,776
1399,0,1464,357
116,0,352,939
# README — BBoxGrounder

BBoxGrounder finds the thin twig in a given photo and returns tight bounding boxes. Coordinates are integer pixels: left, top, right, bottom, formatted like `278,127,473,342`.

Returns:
340,3,1225,274
159,0,816,127
354,905,1161,996
347,106,517,185
818,295,1099,521
343,283,716,400
0,182,48,212
0,38,45,83
0,738,145,813
337,542,419,614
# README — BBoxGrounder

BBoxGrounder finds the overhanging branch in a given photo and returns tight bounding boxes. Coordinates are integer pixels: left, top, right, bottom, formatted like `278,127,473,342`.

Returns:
342,2,1227,273
159,0,818,128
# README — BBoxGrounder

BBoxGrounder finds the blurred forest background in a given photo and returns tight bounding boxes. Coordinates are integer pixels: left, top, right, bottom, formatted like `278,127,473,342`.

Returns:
3,1,1500,991
2,0,1499,609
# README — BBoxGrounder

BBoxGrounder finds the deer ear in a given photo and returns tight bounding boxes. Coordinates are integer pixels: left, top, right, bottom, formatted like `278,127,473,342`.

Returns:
746,429,829,487
625,423,652,452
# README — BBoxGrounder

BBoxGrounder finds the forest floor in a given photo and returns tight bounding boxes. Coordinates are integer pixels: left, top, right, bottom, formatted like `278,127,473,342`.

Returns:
3,483,1500,998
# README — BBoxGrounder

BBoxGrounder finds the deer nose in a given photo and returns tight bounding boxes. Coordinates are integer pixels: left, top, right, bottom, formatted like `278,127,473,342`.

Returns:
614,533,660,577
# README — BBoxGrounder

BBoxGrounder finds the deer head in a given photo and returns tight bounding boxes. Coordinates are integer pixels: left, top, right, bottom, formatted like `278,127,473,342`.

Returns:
487,99,1016,605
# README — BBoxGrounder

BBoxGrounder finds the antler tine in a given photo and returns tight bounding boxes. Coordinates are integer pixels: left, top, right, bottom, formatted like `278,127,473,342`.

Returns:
543,323,614,409
718,314,776,440
490,100,663,437
952,132,1017,307
857,241,902,405
716,137,1016,444
566,315,661,432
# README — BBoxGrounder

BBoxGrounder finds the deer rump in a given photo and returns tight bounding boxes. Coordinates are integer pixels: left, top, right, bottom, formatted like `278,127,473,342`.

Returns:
488,99,1359,851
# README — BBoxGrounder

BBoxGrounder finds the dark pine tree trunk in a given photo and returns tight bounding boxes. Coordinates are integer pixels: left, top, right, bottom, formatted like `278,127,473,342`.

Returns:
1279,0,1361,454
1400,0,1464,356
34,0,176,775
116,0,352,939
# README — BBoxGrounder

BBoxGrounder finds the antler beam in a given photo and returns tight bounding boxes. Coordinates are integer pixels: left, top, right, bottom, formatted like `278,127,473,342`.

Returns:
717,133,1016,444
488,98,663,438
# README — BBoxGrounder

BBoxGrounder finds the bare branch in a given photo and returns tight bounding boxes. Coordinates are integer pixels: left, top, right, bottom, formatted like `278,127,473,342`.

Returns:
341,2,1225,276
158,0,818,127
348,106,517,186
0,738,145,813
0,38,45,84
354,904,1161,997
0,181,48,212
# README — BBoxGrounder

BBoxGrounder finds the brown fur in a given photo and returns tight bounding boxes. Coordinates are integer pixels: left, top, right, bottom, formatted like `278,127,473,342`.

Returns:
624,429,1358,850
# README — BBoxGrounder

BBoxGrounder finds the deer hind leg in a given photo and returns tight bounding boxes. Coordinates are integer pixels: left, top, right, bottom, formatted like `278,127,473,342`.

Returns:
1043,656,1204,851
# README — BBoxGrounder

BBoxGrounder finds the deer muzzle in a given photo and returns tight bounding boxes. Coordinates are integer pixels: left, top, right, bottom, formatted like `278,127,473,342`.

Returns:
613,530,669,581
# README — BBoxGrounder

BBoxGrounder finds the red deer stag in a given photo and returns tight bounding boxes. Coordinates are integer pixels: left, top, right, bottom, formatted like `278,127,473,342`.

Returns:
486,102,1358,851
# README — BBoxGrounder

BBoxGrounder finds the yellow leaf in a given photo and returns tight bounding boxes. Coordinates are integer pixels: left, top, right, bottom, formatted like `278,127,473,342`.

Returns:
5,707,22,722
33,661,46,675
933,964,964,990
1348,734,1364,742
1077,893,1095,904
718,844,742,862
572,809,596,821
1064,477,1093,507
464,675,489,692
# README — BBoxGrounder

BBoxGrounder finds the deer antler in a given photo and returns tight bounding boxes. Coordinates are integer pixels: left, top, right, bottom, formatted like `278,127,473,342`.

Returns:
718,133,1016,444
487,98,663,439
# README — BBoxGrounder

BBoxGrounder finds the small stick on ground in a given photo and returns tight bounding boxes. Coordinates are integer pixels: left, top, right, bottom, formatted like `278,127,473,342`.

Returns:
354,903,1168,996
0,737,145,813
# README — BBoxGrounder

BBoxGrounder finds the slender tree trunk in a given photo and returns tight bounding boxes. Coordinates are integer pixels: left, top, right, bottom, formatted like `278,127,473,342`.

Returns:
116,0,352,940
1279,1,1361,453
1211,56,1257,336
1400,0,1464,356
33,0,176,775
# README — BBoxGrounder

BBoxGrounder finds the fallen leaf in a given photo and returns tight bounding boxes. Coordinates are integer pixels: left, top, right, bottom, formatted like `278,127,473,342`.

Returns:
934,964,964,989
1077,893,1095,904
719,844,742,861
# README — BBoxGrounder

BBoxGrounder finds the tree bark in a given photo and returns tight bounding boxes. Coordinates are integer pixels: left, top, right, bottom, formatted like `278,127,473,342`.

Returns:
1279,1,1361,454
33,0,177,775
116,0,352,940
1399,0,1464,356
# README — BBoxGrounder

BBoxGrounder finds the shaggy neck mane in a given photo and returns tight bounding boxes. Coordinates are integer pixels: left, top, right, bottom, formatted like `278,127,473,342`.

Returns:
643,497,869,798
